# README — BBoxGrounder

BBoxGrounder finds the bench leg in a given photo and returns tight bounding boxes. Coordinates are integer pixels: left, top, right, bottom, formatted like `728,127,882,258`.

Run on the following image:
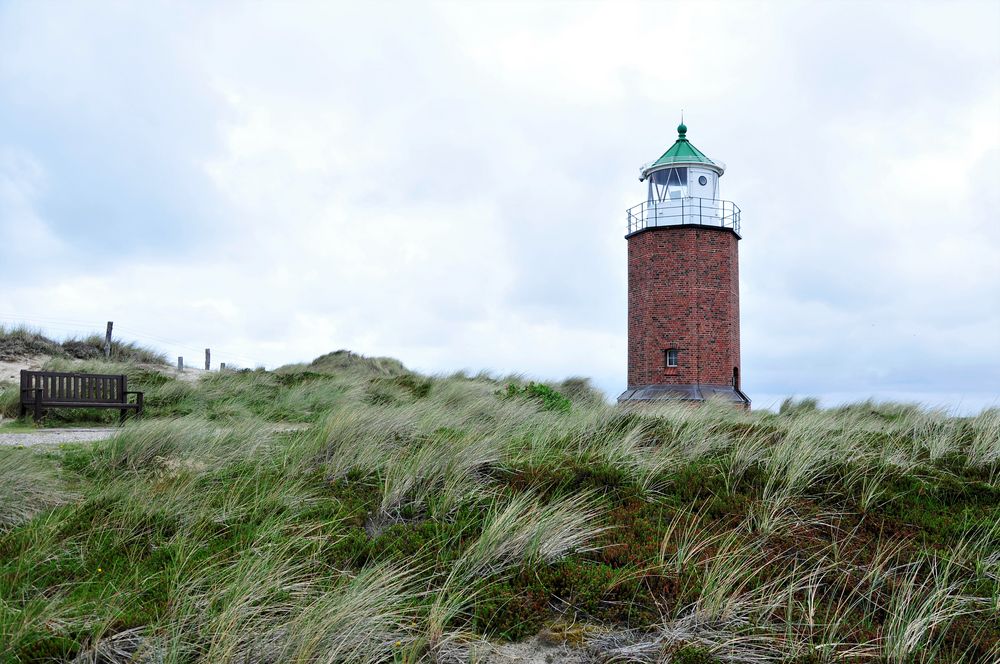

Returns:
33,389,43,423
119,408,127,426
18,401,26,419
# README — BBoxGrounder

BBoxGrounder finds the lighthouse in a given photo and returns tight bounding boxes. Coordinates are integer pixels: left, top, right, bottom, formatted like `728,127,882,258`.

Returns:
618,123,750,407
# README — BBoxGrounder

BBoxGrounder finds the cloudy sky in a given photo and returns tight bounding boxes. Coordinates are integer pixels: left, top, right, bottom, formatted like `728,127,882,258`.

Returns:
1,0,998,412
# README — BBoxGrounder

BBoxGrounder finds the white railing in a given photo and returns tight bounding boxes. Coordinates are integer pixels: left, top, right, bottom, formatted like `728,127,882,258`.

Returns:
626,197,740,235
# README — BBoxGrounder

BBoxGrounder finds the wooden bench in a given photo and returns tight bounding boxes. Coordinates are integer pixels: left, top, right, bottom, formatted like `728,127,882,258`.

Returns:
19,370,144,424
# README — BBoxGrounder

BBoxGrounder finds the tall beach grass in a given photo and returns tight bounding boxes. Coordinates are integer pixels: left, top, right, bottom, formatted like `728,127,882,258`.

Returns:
1,350,997,662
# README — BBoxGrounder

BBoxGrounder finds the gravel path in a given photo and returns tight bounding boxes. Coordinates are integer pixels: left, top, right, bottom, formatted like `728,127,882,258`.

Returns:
0,427,116,448
0,423,310,448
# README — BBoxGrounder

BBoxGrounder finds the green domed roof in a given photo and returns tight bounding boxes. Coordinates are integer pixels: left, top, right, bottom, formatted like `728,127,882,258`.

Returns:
641,124,723,179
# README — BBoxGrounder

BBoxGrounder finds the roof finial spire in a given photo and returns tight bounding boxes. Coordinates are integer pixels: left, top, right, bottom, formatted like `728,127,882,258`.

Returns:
677,110,687,138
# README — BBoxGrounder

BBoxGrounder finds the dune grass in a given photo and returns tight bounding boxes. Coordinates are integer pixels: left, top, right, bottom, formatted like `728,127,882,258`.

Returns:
0,448,76,529
0,351,998,662
0,325,166,365
61,333,167,364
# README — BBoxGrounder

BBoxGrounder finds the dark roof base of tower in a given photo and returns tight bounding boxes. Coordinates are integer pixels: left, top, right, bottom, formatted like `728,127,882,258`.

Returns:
617,383,751,408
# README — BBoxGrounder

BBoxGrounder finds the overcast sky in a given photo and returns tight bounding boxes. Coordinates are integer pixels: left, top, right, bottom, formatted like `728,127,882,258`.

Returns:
1,0,998,412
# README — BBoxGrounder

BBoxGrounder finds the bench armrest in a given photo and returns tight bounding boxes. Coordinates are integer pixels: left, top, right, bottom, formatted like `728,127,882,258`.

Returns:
124,392,145,413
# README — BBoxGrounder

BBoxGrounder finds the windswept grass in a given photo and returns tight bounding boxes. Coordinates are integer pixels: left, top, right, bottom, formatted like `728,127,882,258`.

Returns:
0,381,21,419
0,325,64,361
1,350,998,662
61,334,167,364
0,325,166,364
84,416,275,475
423,491,602,659
0,448,75,530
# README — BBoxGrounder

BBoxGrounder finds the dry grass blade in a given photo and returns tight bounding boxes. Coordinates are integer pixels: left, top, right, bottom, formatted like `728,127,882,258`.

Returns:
379,434,498,518
93,417,274,475
658,504,724,577
881,558,982,663
69,626,153,664
169,525,318,663
426,492,603,655
967,408,1000,472
279,559,420,664
589,615,787,663
0,448,76,530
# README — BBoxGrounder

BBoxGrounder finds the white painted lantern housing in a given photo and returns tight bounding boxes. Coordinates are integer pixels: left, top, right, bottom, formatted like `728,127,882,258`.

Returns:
633,123,733,230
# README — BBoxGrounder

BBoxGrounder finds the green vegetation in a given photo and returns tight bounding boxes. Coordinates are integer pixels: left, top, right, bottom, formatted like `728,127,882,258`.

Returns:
1,347,998,662
500,381,573,413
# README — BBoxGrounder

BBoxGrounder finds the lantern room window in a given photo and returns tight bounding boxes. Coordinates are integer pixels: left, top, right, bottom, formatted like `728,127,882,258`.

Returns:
648,167,688,203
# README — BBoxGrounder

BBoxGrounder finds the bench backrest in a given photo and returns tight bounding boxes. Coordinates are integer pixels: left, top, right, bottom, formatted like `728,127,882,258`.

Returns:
21,370,128,403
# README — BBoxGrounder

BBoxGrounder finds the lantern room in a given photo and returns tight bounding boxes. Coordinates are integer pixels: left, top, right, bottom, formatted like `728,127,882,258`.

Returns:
627,123,739,235
640,122,725,200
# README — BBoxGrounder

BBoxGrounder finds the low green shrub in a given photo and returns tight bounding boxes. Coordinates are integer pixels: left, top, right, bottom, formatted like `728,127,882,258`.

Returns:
672,645,718,664
500,382,572,413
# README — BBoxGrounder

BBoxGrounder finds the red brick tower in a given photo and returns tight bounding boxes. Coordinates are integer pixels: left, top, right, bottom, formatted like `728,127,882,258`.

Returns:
618,123,750,406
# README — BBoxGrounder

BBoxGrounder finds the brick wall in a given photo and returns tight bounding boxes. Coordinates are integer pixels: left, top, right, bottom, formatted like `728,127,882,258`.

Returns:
626,226,741,388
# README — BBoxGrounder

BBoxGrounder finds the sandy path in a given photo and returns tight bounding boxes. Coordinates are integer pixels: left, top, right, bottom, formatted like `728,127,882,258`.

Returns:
0,356,49,383
0,422,310,449
0,427,116,447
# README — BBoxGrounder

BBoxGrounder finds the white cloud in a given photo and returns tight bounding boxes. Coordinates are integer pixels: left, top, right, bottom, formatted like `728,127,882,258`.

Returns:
0,148,64,261
0,0,997,412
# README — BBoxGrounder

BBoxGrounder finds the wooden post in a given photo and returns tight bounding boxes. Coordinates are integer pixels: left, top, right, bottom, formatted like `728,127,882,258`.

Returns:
177,356,184,371
104,321,113,359
205,348,211,371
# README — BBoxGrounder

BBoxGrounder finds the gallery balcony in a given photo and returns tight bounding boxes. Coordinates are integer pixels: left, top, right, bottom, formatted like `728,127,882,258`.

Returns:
626,197,741,237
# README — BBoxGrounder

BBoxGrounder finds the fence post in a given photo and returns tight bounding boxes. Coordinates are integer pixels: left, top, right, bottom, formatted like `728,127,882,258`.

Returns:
205,349,211,371
104,321,113,359
177,356,184,372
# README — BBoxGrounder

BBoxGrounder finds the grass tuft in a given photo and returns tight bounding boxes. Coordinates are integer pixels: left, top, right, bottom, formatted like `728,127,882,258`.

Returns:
0,448,76,530
0,325,64,361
